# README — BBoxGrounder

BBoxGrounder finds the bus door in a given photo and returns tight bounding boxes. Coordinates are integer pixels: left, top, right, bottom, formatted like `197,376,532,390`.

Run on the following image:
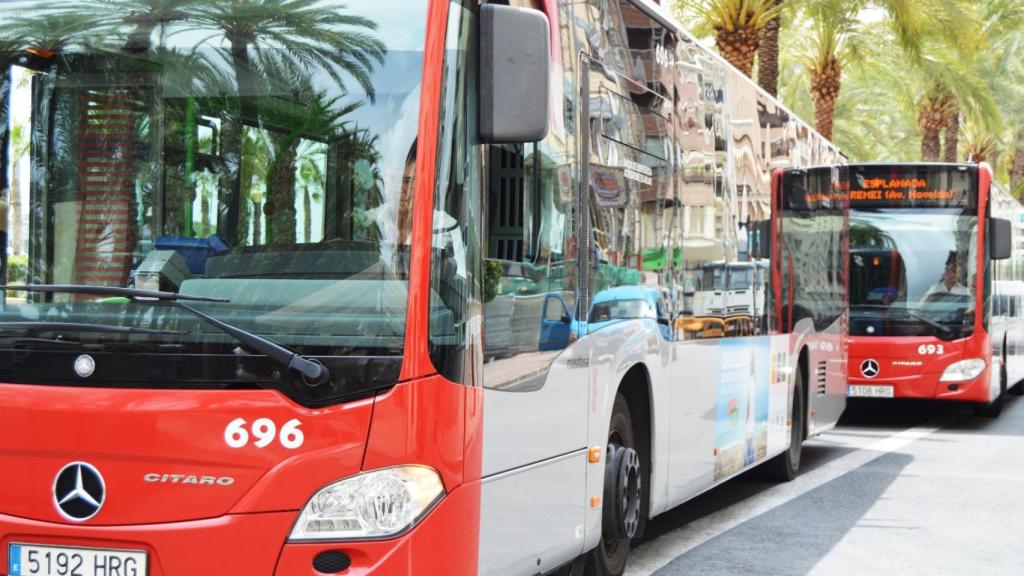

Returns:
477,72,589,574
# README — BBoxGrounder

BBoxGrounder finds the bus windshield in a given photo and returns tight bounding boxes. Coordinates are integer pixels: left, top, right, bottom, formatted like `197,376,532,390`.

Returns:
850,209,977,338
0,1,429,397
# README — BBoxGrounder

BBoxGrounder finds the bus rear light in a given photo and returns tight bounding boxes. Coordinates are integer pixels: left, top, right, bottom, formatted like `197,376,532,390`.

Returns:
940,358,986,382
289,466,445,541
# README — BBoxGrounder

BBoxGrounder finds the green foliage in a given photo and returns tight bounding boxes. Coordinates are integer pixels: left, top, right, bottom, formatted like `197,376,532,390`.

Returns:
6,254,28,284
680,0,1022,183
681,0,784,34
484,260,503,304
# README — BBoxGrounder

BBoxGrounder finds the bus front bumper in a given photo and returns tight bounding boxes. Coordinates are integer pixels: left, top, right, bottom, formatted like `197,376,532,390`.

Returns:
0,481,479,576
848,366,991,403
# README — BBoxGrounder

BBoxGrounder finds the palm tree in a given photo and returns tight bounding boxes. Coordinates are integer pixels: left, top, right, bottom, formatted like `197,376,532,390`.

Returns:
917,87,955,161
794,9,854,140
977,0,1024,193
296,142,325,243
3,9,105,56
186,0,386,245
681,0,784,77
57,0,200,53
902,2,996,162
241,128,273,245
8,123,30,256
261,93,369,245
791,0,986,146
756,0,783,97
961,121,1000,164
911,50,997,162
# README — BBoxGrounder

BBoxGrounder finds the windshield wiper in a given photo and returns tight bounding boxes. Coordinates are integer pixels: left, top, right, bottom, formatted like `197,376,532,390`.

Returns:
0,322,185,336
0,284,329,385
851,304,953,335
901,309,953,335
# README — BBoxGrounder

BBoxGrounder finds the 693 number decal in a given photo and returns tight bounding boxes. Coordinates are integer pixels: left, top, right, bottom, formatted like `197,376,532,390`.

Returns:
917,344,945,355
224,418,304,449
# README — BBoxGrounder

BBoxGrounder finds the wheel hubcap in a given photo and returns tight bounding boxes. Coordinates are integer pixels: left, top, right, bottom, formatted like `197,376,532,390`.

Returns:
603,442,642,542
620,448,641,538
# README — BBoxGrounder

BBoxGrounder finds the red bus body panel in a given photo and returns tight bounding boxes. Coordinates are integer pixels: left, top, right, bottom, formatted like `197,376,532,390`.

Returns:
0,377,479,576
848,335,992,402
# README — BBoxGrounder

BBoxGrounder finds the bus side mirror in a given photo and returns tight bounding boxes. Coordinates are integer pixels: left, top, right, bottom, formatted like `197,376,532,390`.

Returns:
991,217,1012,260
479,4,550,143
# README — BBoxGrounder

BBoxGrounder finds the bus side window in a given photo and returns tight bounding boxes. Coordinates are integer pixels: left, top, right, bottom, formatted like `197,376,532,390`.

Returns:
482,109,577,388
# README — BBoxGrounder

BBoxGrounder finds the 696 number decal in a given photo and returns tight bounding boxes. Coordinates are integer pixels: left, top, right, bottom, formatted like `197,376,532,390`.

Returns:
224,418,304,449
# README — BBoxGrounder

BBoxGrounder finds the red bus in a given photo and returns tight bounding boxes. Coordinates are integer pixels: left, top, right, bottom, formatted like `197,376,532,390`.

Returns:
0,2,848,575
847,163,1019,415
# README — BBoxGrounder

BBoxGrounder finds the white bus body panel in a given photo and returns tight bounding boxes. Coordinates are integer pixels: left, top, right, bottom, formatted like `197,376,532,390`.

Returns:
478,335,590,576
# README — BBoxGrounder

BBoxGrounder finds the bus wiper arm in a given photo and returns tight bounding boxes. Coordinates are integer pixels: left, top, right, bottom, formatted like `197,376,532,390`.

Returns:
0,322,186,336
165,301,329,386
902,309,953,335
0,284,228,302
0,284,329,385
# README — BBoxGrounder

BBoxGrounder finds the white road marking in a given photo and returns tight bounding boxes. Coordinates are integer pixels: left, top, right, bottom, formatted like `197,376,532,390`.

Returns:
625,416,953,576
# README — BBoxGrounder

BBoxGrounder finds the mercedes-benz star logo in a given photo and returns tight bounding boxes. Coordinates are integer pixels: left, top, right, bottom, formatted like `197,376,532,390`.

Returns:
53,462,105,521
861,359,880,379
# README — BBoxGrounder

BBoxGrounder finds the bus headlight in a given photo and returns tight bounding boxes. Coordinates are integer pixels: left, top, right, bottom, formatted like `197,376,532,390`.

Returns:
940,358,986,382
289,466,445,541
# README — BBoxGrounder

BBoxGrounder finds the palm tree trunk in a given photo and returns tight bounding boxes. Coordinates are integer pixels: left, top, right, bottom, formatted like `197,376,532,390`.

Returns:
303,184,312,243
10,157,23,255
0,69,9,218
810,60,841,140
921,126,941,162
1,70,9,281
757,1,783,98
716,28,760,77
943,107,959,163
220,37,258,245
919,91,952,163
918,101,946,162
124,22,158,54
200,190,211,237
268,134,298,245
252,201,262,246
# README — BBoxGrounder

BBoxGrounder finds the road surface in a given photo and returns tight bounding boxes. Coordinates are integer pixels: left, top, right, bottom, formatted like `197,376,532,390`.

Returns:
626,395,1024,575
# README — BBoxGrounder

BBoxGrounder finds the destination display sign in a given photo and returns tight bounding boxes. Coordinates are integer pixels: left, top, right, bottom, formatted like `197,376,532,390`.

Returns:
848,165,977,209
781,167,849,212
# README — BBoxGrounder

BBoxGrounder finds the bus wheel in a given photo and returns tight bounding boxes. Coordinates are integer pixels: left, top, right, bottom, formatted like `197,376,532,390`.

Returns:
974,370,1006,418
764,367,805,482
587,394,641,576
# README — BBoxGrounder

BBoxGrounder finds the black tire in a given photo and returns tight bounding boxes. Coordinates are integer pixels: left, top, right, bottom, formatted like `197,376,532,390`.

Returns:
974,370,1006,418
586,394,642,576
764,367,805,482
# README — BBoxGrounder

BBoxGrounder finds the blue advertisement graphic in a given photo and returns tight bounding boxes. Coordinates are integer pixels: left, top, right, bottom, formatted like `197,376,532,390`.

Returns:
715,338,771,480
